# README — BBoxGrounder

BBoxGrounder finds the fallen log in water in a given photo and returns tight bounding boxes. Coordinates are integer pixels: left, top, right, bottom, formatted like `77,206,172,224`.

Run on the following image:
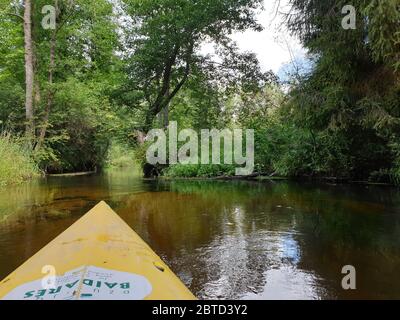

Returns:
46,171,96,177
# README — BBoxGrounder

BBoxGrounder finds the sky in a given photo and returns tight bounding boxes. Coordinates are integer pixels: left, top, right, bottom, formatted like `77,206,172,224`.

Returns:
230,0,307,74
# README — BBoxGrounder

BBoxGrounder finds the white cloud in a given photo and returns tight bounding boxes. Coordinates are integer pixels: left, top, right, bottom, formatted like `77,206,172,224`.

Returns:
231,0,306,73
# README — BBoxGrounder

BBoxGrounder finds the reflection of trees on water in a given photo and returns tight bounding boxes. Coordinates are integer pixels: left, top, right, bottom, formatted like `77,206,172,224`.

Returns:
117,180,400,299
115,187,315,299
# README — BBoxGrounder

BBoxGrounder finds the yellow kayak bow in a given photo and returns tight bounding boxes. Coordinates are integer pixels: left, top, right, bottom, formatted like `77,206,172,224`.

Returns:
0,201,196,300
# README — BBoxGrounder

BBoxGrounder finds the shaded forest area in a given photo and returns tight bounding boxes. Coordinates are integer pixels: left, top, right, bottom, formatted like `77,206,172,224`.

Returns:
0,0,399,184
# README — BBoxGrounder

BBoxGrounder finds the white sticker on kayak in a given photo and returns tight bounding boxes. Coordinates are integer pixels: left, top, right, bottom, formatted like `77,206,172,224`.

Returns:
3,266,153,300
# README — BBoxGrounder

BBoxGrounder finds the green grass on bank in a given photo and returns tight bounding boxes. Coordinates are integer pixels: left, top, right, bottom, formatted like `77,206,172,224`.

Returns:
0,134,39,187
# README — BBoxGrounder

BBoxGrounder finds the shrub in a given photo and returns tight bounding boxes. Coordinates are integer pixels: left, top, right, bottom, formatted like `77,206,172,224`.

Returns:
164,164,236,178
0,133,39,187
105,142,136,168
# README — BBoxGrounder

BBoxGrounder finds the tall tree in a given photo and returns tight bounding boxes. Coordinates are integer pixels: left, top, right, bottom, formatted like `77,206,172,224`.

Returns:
119,0,273,131
0,0,121,172
283,0,400,178
36,0,58,151
23,0,34,142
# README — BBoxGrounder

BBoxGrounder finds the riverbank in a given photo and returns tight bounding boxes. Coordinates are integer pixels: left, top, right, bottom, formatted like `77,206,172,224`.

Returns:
157,174,397,187
0,135,39,187
158,162,400,187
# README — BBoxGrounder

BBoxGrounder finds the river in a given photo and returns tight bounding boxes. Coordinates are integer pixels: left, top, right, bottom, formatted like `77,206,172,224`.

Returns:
0,169,399,299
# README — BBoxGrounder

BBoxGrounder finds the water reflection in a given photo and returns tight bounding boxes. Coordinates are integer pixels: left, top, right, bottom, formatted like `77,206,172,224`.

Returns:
0,171,400,299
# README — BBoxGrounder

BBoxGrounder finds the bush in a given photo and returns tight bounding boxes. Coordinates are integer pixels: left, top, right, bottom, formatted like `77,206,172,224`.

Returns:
0,134,39,187
105,142,136,168
271,128,353,178
164,164,236,178
369,170,392,184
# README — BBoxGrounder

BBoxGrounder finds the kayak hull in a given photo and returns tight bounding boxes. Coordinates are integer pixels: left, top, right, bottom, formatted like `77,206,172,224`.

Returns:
0,201,196,300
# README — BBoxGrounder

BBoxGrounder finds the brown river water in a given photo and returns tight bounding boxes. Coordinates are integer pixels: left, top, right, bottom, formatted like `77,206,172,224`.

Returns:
0,169,399,299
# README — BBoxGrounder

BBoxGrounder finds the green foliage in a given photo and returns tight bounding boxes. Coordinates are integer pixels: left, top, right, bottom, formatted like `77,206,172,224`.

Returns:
119,0,274,129
389,141,400,185
105,142,136,168
364,0,400,72
42,78,118,172
271,128,352,178
282,0,400,181
0,0,123,173
0,133,39,187
165,164,236,178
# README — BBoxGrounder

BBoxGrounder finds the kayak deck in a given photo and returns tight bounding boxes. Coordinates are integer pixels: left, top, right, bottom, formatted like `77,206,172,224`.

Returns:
0,201,196,300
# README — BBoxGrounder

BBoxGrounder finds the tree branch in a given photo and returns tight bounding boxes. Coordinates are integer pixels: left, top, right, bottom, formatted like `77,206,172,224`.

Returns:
150,44,180,114
163,59,191,108
160,41,194,111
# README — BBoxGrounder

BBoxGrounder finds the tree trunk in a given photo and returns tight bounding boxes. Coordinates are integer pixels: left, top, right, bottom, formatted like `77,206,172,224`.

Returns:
34,80,41,113
23,0,35,144
36,0,58,151
162,105,169,128
33,10,40,128
161,85,170,128
142,42,193,132
36,31,56,150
